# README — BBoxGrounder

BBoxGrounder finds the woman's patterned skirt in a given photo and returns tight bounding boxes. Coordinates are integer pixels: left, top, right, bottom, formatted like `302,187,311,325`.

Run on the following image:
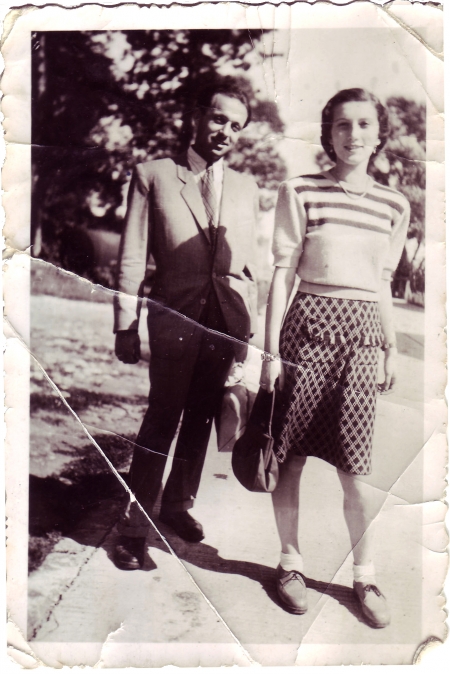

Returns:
274,292,383,475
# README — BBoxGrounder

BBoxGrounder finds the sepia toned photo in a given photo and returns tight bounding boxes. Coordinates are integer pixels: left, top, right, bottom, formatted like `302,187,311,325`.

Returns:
3,1,446,668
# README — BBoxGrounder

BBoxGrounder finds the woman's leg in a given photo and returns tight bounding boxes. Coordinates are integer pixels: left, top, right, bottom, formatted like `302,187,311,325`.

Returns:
338,470,390,628
272,454,308,614
337,470,384,568
272,454,306,554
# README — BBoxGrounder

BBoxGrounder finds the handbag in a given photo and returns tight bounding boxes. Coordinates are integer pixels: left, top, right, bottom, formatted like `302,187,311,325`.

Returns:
216,383,256,452
231,387,279,493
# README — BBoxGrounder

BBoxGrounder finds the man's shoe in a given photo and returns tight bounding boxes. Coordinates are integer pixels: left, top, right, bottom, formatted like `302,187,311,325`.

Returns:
113,536,146,570
159,511,204,542
353,582,391,628
276,565,308,614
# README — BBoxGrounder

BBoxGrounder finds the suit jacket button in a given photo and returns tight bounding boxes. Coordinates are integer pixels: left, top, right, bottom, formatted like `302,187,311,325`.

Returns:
200,298,206,305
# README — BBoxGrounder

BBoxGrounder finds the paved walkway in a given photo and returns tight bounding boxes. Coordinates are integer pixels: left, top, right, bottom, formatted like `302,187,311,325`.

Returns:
25,294,440,666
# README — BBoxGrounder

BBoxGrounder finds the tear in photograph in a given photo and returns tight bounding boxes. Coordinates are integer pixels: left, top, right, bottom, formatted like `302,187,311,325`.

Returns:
3,2,446,668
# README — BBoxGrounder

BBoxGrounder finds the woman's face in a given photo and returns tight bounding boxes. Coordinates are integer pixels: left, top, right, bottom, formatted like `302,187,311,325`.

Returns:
331,101,380,169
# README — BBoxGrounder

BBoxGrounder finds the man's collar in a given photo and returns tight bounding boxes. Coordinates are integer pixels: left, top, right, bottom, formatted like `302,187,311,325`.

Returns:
187,146,224,176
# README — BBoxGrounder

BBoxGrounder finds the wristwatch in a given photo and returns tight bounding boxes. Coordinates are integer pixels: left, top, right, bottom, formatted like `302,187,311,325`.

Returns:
381,341,397,351
261,351,280,362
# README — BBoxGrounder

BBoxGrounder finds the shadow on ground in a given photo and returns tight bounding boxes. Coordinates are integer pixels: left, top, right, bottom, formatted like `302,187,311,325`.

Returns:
30,388,148,414
28,432,135,572
29,458,368,627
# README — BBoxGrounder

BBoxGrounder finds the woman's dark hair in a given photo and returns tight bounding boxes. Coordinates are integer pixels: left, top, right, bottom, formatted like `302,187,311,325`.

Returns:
320,88,390,162
195,78,252,127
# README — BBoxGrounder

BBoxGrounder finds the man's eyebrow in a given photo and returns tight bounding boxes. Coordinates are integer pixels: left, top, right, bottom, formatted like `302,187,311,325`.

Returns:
208,108,243,128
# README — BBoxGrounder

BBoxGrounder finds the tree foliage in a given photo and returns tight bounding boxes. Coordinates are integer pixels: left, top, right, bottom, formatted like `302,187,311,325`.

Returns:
370,97,426,244
32,30,287,268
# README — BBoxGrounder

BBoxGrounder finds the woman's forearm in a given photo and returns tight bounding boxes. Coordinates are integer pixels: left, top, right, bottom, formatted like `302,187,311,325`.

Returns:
264,266,297,354
378,279,397,346
378,279,398,392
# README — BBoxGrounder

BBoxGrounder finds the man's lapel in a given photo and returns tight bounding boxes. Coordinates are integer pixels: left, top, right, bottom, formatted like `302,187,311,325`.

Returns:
217,165,239,245
176,157,211,244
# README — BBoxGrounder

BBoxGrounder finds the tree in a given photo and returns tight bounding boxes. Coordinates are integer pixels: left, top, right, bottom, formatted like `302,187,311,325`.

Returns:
371,97,426,246
32,30,287,276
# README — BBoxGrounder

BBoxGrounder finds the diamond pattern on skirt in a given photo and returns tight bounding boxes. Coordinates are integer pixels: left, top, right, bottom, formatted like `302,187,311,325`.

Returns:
274,293,381,475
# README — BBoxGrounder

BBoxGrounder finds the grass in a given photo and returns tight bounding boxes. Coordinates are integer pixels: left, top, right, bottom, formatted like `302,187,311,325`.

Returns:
31,260,114,304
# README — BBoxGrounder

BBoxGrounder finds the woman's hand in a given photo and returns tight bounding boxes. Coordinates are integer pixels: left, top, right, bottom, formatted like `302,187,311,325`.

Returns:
260,358,285,393
378,347,397,394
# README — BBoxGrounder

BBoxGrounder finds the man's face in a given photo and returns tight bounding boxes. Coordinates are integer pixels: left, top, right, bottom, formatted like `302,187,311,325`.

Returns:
193,93,248,164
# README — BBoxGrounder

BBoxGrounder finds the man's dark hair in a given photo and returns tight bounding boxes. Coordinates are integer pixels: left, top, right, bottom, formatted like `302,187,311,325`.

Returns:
195,78,252,127
321,88,390,162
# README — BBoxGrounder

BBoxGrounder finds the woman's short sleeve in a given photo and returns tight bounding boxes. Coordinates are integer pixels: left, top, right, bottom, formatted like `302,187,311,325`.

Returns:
272,180,307,268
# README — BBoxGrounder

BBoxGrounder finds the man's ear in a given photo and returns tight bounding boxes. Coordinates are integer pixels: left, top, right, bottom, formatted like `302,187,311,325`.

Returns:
191,108,202,138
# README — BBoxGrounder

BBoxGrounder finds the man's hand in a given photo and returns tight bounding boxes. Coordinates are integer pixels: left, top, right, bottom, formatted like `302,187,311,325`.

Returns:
115,330,141,364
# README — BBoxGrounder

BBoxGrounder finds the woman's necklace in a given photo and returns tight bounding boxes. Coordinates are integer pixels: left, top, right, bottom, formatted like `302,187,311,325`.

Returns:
336,175,371,200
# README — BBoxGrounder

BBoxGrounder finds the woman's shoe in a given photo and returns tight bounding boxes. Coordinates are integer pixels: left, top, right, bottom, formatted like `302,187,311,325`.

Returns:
276,565,308,614
353,582,391,628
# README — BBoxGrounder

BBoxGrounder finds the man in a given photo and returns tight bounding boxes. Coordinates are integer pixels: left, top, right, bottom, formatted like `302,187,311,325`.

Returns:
113,80,259,570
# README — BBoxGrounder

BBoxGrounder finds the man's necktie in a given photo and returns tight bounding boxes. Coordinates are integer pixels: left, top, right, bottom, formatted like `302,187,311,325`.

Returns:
201,165,218,248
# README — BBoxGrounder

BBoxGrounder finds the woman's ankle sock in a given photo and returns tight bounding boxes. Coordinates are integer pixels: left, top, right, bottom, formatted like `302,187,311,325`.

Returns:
280,552,304,573
353,562,376,585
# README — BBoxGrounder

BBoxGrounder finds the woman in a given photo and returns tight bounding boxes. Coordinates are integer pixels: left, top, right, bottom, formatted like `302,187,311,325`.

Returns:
260,88,410,628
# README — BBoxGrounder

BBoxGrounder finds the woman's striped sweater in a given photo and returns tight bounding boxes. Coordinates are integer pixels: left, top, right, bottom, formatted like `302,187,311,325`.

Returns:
272,171,410,301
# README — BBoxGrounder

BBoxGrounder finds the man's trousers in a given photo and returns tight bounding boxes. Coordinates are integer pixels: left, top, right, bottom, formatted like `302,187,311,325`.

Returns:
118,299,236,538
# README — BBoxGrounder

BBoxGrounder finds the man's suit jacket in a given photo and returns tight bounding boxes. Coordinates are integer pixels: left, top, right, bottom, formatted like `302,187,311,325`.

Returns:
114,153,259,360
